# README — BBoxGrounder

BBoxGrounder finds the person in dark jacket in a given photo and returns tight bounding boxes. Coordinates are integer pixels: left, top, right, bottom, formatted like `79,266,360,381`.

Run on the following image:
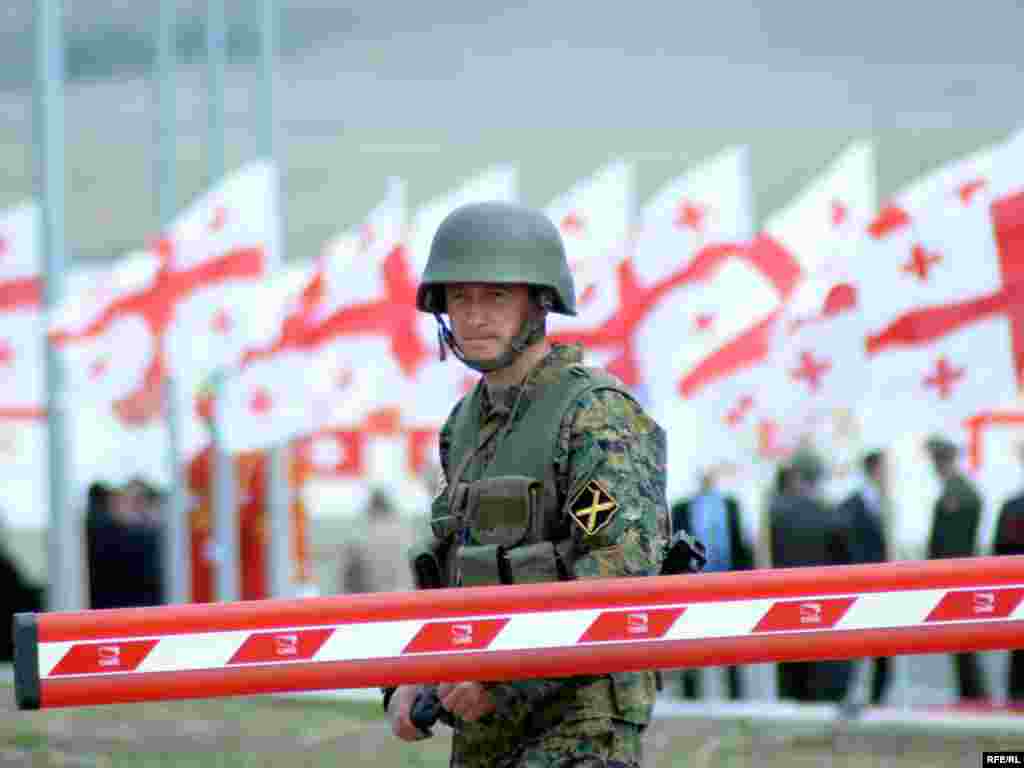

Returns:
0,515,45,661
835,450,891,705
768,449,852,703
925,435,989,702
86,478,164,609
672,468,753,700
993,440,1024,703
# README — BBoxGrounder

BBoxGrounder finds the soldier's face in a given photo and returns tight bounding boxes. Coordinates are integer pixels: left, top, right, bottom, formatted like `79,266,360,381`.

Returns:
446,283,532,359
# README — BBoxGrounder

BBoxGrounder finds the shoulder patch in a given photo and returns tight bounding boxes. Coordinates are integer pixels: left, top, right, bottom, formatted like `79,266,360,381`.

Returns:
568,478,619,536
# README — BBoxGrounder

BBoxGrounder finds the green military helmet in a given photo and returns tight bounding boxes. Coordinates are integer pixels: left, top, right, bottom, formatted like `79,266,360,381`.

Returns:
416,201,577,316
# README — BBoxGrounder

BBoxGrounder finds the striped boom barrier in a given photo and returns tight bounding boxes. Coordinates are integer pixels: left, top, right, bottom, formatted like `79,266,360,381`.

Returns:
13,556,1024,710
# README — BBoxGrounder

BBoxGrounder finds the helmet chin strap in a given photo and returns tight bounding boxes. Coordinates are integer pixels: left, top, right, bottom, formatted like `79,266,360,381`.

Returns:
435,313,546,374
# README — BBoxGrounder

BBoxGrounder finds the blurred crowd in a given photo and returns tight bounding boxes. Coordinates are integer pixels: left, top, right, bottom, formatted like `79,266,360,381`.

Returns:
3,432,1024,709
671,434,1024,708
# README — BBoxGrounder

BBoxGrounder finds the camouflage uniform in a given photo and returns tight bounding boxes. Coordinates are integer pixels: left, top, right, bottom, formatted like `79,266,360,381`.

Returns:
434,343,669,768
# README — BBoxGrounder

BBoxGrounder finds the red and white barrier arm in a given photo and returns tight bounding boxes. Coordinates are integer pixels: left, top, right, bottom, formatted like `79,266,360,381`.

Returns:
14,556,1024,710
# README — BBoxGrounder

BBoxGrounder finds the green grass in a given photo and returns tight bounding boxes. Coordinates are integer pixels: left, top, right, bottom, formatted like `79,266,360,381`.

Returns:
4,684,1024,767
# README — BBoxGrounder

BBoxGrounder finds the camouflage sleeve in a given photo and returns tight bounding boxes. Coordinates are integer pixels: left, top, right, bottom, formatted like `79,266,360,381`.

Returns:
563,388,669,578
483,388,670,719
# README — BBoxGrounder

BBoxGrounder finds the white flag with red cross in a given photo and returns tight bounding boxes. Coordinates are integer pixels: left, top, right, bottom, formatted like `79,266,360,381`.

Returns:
544,161,634,367
220,178,410,455
631,146,756,405
623,148,800,466
0,202,43,420
169,162,279,458
758,142,877,440
215,265,318,455
859,130,1024,445
162,162,276,453
299,178,414,436
50,162,274,449
50,252,163,423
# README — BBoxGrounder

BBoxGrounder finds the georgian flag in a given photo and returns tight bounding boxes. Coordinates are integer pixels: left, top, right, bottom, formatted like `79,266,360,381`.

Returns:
545,160,635,343
51,161,275,451
51,252,162,420
632,146,756,406
301,177,414,434
859,130,1024,445
215,266,317,455
759,142,877,438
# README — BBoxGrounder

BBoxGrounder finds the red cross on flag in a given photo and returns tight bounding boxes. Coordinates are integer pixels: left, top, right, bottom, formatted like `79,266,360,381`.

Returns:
671,145,878,471
218,177,418,460
51,252,162,421
163,162,276,456
859,130,1024,445
631,146,756,406
759,143,877,438
50,162,274,454
0,202,44,421
545,161,634,360
301,177,414,437
215,265,318,455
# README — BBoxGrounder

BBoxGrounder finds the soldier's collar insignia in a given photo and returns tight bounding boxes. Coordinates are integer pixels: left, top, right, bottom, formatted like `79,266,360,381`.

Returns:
568,479,618,537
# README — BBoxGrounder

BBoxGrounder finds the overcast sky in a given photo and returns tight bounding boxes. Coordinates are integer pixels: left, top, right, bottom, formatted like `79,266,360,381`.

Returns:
0,1,1020,261
3,1,1021,129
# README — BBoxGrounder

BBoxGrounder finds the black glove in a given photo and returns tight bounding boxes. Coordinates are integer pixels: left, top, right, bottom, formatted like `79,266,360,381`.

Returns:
661,529,707,575
409,687,455,736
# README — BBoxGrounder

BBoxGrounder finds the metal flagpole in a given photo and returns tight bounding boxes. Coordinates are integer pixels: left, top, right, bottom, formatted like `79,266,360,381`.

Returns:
258,0,293,599
36,0,77,611
206,0,239,603
154,0,190,606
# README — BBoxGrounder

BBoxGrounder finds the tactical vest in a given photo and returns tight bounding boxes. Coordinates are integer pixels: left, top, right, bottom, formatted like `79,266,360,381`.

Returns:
442,364,630,587
422,363,657,732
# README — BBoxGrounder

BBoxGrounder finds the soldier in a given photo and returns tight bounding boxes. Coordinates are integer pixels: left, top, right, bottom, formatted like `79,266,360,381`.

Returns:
383,201,671,768
924,435,989,702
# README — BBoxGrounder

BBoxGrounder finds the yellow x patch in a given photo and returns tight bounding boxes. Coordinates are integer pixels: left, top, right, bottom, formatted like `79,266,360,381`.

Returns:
568,479,619,537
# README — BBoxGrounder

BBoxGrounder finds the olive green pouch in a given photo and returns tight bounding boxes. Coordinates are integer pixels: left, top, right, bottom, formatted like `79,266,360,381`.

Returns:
467,475,540,548
501,540,562,584
456,544,504,587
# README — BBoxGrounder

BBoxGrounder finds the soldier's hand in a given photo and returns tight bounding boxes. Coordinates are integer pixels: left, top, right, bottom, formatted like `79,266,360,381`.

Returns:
388,684,430,741
438,682,496,722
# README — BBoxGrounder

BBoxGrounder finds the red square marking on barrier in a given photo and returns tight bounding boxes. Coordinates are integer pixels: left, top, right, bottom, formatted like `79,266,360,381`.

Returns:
403,619,509,654
227,628,335,665
925,588,1024,622
579,608,685,643
753,598,856,632
48,640,159,676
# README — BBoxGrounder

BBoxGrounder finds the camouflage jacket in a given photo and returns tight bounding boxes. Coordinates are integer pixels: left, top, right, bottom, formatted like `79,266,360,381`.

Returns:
435,343,669,767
